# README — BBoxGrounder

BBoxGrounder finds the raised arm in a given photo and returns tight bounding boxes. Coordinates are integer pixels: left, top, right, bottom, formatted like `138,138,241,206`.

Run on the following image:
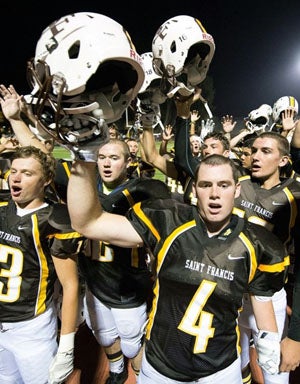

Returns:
291,120,300,148
140,122,178,179
49,254,79,384
173,97,200,178
159,124,174,156
0,84,48,153
68,160,143,248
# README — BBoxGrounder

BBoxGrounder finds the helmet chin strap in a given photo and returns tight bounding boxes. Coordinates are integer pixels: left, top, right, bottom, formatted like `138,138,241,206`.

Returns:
166,82,194,98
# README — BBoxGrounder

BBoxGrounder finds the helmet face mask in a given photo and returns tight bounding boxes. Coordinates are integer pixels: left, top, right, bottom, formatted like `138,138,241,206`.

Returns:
26,12,144,153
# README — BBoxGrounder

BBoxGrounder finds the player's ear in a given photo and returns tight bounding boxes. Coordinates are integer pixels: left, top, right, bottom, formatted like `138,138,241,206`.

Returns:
126,156,132,168
223,149,230,157
278,155,290,168
192,181,196,198
44,180,52,188
234,181,241,198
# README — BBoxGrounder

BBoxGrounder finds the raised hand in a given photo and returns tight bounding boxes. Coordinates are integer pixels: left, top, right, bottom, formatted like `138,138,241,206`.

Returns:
282,108,298,133
221,114,237,134
162,124,174,141
200,118,215,141
0,84,23,120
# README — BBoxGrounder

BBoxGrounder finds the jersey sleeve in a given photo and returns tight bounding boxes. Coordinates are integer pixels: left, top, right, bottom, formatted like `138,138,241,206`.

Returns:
246,223,289,297
48,203,86,257
126,199,164,251
126,198,193,251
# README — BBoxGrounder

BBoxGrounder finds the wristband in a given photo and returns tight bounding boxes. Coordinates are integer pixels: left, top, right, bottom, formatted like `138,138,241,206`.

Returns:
256,330,280,375
58,332,75,352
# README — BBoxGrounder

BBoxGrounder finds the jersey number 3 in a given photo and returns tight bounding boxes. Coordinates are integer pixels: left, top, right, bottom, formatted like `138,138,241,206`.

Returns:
0,244,23,302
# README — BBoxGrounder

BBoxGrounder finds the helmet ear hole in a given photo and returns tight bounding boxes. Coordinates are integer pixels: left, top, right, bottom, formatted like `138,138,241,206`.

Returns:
170,41,177,54
68,41,80,59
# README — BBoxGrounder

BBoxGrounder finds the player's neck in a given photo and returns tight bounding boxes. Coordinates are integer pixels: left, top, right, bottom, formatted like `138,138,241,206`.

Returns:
259,174,281,190
205,220,230,238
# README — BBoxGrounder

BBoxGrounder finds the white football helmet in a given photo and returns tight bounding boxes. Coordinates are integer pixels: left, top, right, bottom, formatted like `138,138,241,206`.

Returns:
26,12,144,151
272,96,298,123
138,52,167,105
246,104,273,133
136,52,166,129
139,52,161,93
152,15,215,97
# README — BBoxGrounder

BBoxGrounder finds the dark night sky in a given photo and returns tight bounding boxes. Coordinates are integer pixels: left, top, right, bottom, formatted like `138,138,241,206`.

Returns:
2,0,300,118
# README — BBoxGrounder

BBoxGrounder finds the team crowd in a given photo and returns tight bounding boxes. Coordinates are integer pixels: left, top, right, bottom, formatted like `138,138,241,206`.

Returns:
0,11,300,384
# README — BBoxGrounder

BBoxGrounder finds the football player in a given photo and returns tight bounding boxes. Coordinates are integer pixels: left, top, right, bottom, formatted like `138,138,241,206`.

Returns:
234,131,300,384
0,146,85,384
80,139,170,383
67,149,288,383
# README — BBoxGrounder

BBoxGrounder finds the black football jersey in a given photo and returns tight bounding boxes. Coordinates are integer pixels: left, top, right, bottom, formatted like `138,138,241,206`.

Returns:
235,174,300,341
0,199,85,322
235,175,300,250
52,159,73,203
79,178,171,308
127,156,156,179
126,198,288,380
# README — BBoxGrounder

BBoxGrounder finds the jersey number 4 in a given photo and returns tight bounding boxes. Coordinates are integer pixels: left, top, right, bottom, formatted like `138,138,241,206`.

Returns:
178,280,216,353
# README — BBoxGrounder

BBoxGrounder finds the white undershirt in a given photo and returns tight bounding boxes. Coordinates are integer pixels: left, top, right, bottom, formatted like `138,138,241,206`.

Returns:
16,202,49,217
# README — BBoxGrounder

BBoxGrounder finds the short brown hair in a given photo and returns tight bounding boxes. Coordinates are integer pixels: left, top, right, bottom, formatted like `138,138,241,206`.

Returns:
195,154,239,184
254,131,290,156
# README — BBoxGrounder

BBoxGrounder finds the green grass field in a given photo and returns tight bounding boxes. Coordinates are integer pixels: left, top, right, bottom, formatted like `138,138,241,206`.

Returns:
52,146,73,160
52,143,168,183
